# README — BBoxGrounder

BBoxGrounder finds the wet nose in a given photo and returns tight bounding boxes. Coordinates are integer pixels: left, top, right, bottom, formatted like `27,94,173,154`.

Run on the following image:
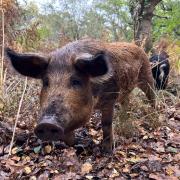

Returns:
34,116,64,141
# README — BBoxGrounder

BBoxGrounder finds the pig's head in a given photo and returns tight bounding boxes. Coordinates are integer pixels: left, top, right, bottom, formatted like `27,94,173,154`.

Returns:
6,48,112,142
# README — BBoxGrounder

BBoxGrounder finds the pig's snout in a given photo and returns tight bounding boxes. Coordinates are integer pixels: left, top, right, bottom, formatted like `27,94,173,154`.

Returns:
34,116,64,141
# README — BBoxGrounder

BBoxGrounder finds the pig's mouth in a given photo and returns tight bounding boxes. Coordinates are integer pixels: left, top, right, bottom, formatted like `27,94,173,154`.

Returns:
34,115,64,141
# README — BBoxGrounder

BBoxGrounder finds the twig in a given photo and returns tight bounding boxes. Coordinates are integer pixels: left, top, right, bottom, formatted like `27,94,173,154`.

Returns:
153,14,168,19
8,77,28,157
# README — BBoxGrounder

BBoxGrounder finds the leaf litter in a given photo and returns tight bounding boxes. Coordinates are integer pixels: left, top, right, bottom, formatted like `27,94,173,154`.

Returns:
0,91,180,179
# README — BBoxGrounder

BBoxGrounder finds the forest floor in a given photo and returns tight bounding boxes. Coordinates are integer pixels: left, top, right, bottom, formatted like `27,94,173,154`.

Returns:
0,73,180,180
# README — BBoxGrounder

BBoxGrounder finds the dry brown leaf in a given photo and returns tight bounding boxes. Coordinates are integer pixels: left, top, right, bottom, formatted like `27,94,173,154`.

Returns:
11,156,21,162
130,173,139,178
24,166,32,174
149,173,164,180
38,171,49,180
85,175,94,180
54,172,80,180
141,165,148,171
29,176,37,180
127,156,141,164
109,168,119,178
116,150,126,157
89,129,98,136
166,167,174,176
122,165,130,173
81,162,93,175
22,155,31,162
143,135,149,139
11,147,18,155
173,153,180,162
0,101,4,109
154,142,165,153
44,145,52,154
168,132,180,145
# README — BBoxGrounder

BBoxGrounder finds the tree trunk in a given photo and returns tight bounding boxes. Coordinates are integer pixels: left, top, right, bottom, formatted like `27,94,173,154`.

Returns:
130,0,162,53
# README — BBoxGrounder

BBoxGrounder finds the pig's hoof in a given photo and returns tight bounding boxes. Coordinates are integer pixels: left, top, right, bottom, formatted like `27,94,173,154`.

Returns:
100,148,113,155
101,143,113,154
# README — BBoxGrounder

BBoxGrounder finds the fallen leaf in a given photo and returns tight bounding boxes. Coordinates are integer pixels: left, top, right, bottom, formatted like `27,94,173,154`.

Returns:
29,176,36,180
127,156,141,164
109,168,119,178
143,135,149,139
116,150,126,157
122,165,130,173
38,171,49,180
173,153,180,162
141,165,148,171
11,156,21,162
22,155,31,162
171,165,180,177
34,145,41,154
174,114,180,121
107,162,113,169
128,151,136,156
166,167,174,176
0,101,4,109
130,173,139,178
85,175,94,179
24,166,32,174
11,147,18,155
168,132,180,145
54,172,80,180
154,142,165,153
89,129,98,136
93,139,100,144
39,161,48,167
147,160,162,172
149,173,164,180
148,155,161,161
44,145,52,154
81,162,93,175
50,169,59,174
166,146,178,153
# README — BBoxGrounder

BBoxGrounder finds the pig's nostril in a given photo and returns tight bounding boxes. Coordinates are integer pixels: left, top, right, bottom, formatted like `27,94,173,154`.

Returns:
51,128,59,134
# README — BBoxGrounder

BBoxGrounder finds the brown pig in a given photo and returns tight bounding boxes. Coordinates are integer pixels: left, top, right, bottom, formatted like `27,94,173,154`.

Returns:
6,39,155,153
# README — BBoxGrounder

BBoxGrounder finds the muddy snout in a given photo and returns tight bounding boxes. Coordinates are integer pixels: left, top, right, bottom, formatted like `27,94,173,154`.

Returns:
34,116,64,141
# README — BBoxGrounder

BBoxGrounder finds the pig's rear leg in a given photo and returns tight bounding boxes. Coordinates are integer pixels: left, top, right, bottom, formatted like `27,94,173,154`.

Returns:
138,60,156,107
138,77,156,108
101,102,115,153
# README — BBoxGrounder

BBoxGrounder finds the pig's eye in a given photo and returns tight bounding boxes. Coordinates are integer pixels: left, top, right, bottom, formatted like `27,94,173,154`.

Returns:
71,79,82,88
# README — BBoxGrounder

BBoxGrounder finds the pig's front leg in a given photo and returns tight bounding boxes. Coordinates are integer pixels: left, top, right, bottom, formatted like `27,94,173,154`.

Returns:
101,104,114,153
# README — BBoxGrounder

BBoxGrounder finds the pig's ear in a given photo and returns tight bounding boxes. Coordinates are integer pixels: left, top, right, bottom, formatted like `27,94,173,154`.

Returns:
74,52,112,83
5,48,49,78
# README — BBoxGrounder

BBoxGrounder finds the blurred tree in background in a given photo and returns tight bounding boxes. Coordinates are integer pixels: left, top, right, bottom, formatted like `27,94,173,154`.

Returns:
152,0,180,40
1,0,179,52
0,0,21,49
129,0,162,53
